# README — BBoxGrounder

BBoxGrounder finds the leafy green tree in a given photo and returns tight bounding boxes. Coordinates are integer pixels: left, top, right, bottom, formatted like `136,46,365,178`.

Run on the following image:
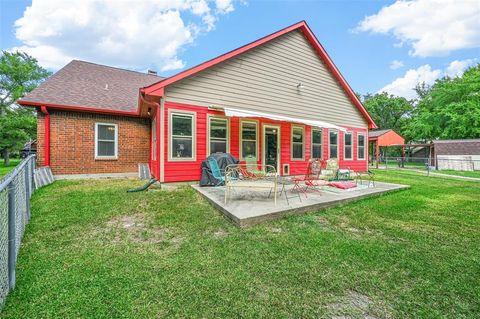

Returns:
0,51,50,165
406,64,480,141
362,92,414,136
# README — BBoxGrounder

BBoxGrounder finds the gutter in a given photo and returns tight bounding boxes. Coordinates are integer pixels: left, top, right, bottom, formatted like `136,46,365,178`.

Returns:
18,100,142,117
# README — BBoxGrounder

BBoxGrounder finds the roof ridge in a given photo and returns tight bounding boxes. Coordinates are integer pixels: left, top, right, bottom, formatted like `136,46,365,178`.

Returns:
141,20,377,129
71,59,163,78
143,20,307,89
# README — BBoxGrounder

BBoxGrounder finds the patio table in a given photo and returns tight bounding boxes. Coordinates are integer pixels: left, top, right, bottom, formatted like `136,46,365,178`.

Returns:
275,177,302,205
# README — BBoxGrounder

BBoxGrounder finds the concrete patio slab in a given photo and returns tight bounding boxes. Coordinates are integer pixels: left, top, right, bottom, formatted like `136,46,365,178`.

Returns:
192,182,409,227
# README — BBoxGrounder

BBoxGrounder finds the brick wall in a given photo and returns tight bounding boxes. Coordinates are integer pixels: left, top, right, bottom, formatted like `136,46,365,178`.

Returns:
37,110,150,175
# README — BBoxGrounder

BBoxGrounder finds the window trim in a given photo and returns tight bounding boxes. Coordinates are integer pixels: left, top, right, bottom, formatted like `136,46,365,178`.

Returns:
207,115,230,156
95,122,118,160
291,125,305,161
168,110,196,162
357,132,366,160
311,128,323,159
344,132,353,160
239,119,259,160
329,130,339,159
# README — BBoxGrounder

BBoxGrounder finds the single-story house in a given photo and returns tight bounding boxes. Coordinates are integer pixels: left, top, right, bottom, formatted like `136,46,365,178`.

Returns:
433,139,480,171
18,21,377,182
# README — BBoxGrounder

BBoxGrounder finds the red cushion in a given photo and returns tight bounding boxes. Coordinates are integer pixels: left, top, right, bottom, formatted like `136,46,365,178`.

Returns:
328,182,357,189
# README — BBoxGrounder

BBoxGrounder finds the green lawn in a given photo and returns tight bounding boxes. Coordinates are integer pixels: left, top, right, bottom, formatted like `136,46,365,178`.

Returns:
435,169,480,178
0,159,21,178
2,171,479,318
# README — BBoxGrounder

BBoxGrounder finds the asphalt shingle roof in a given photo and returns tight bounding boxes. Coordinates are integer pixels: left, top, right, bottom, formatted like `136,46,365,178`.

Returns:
368,129,391,138
18,60,162,113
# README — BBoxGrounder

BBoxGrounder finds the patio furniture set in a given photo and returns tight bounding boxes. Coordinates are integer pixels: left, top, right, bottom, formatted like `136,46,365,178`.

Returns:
209,157,375,205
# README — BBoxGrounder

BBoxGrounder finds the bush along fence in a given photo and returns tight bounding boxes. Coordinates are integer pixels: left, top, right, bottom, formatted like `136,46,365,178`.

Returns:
0,155,35,308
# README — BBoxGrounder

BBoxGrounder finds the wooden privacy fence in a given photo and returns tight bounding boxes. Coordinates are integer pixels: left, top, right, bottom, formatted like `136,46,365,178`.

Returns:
0,155,35,308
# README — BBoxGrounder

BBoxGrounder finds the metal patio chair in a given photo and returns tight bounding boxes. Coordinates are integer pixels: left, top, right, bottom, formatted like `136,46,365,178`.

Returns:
208,158,225,186
244,155,264,177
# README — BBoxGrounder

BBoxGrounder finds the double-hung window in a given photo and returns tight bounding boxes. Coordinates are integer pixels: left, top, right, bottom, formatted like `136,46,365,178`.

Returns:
240,121,257,159
291,126,305,160
311,128,323,159
344,132,353,160
329,130,338,159
95,123,118,159
170,112,195,160
357,133,366,160
208,117,229,154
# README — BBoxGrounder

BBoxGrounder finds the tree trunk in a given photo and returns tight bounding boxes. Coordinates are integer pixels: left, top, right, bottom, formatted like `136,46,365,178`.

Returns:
1,149,10,166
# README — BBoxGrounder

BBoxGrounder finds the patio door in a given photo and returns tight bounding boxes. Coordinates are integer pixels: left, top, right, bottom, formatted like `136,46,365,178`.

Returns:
263,125,280,173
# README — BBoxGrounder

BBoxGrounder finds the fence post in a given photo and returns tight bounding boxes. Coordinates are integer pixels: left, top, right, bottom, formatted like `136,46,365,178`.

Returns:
25,162,31,222
31,158,36,192
7,181,16,290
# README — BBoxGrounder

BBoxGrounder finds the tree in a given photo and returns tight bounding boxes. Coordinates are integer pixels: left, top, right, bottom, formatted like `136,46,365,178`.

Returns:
0,51,50,165
406,64,480,141
362,92,414,136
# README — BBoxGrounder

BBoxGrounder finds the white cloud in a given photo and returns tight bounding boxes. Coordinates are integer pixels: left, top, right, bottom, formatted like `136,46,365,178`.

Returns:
379,59,477,99
356,0,480,57
11,0,239,72
215,0,235,14
380,65,441,99
389,60,404,70
445,59,477,77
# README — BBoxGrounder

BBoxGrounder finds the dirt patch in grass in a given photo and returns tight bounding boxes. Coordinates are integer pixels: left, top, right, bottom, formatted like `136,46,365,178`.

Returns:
270,227,283,234
330,216,400,244
212,228,229,238
328,290,387,319
99,215,184,246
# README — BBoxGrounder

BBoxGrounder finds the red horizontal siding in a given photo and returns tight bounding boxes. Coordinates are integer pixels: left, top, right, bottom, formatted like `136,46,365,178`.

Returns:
162,102,369,182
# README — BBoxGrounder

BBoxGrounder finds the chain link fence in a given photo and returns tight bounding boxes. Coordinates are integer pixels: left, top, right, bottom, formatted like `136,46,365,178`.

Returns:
0,155,35,308
370,156,480,173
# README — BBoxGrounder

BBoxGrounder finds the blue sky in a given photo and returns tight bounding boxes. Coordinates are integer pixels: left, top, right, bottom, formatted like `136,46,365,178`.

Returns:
1,0,479,99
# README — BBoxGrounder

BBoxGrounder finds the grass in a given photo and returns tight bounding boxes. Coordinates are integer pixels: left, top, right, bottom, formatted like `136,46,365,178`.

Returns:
434,169,480,178
0,159,21,178
1,171,479,318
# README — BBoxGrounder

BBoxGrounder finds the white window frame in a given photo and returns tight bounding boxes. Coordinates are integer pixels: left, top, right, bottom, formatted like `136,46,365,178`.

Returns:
344,132,353,160
311,128,323,159
207,115,230,155
168,110,196,162
95,122,118,159
357,132,366,160
329,130,339,159
291,125,305,161
240,120,258,160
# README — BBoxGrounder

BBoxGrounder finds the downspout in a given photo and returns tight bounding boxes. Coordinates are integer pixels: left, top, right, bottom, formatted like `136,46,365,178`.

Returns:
156,103,161,181
139,91,161,181
159,96,165,183
40,106,50,167
149,124,152,172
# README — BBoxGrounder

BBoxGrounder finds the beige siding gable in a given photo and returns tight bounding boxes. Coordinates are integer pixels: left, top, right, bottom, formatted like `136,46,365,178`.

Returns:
166,30,368,128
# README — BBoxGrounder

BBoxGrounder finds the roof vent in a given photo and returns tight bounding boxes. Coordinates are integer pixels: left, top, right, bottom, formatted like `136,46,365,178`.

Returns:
147,69,157,75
